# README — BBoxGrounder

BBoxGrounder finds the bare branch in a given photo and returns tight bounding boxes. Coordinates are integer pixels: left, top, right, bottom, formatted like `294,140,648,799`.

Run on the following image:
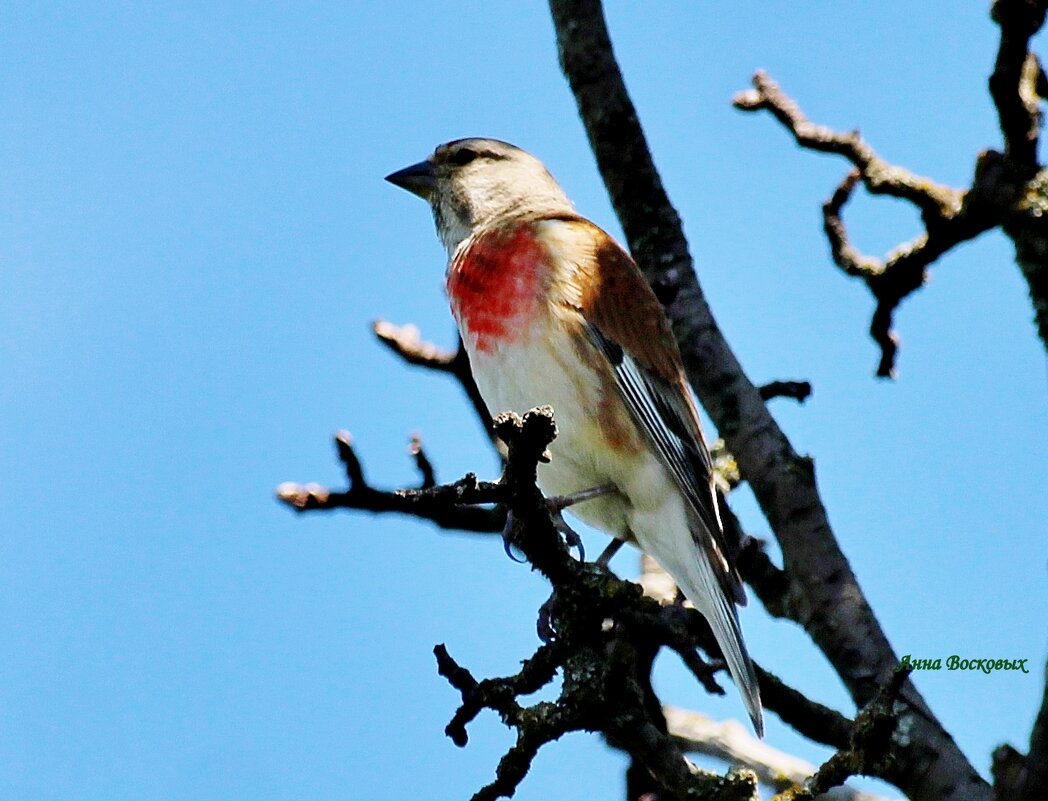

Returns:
742,74,1019,378
427,407,763,801
775,667,912,801
756,666,853,751
666,707,902,801
435,643,569,801
281,401,905,800
435,641,561,747
989,0,1048,176
1022,657,1048,800
758,380,813,403
822,172,905,378
988,1,1048,354
823,167,1003,377
821,171,885,282
733,71,961,220
334,429,366,486
735,9,1048,367
372,320,497,445
275,431,504,533
739,72,1003,377
409,434,437,489
372,319,457,370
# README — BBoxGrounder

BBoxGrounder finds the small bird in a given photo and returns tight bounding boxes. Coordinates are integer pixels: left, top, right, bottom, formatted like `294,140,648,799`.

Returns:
386,138,763,736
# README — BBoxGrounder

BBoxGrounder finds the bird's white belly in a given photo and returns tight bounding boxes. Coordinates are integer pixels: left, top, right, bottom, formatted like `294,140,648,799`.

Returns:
466,321,677,542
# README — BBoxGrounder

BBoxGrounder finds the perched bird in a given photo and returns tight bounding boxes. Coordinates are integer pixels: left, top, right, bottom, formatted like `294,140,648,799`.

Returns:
386,138,763,736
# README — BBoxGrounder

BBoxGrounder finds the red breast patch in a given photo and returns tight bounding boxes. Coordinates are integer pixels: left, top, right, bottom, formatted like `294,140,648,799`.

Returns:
447,223,546,352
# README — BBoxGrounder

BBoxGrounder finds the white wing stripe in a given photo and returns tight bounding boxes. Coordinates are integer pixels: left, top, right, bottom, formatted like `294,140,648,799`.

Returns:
609,349,718,533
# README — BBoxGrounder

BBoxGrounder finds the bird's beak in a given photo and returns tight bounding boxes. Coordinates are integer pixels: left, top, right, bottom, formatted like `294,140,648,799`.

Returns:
385,159,436,200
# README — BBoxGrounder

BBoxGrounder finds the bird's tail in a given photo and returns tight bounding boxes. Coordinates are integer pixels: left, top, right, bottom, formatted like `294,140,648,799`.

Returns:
691,556,764,738
650,534,764,737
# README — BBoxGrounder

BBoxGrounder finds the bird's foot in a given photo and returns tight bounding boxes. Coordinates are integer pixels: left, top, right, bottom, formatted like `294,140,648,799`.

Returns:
548,508,585,562
545,483,616,513
545,483,617,563
503,506,587,563
502,484,616,565
594,537,626,567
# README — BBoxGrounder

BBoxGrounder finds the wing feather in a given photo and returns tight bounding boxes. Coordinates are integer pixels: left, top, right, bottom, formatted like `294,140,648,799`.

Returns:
556,218,744,604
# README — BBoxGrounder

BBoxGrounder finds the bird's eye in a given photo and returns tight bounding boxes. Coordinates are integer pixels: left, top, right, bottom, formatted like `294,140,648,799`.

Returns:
449,148,478,166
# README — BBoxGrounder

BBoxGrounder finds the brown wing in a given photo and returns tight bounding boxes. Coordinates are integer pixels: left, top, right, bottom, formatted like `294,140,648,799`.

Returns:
548,215,746,605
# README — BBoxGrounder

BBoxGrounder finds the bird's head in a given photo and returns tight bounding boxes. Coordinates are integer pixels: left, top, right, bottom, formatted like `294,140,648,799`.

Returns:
385,138,573,254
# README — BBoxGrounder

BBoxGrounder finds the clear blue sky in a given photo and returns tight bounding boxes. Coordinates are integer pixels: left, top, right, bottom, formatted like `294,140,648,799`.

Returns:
3,3,1046,799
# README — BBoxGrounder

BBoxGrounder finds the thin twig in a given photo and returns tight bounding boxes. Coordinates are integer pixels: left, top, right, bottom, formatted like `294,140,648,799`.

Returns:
372,320,457,371
733,71,961,220
738,70,999,376
409,435,436,489
758,380,813,403
989,0,1048,176
372,321,497,445
276,431,504,533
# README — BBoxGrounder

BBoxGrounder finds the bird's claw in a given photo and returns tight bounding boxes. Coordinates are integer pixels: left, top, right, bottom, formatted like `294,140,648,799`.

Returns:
501,502,591,564
537,590,559,642
501,510,528,563
502,484,618,564
545,483,617,562
550,507,585,562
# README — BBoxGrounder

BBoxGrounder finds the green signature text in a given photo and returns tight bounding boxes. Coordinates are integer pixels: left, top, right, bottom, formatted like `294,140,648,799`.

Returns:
900,655,1030,674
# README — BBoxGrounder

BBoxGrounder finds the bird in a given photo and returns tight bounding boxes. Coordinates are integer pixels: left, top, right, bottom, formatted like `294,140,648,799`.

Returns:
385,138,763,736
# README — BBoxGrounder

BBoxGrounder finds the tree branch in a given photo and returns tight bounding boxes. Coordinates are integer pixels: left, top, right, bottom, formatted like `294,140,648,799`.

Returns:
428,407,763,801
666,707,902,801
758,380,812,403
276,430,504,533
372,319,456,371
734,3,1048,369
756,666,853,751
733,71,961,221
737,72,999,377
373,320,497,446
278,406,912,800
991,0,1048,356
989,0,1048,176
773,667,912,801
435,643,571,801
1021,657,1048,800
